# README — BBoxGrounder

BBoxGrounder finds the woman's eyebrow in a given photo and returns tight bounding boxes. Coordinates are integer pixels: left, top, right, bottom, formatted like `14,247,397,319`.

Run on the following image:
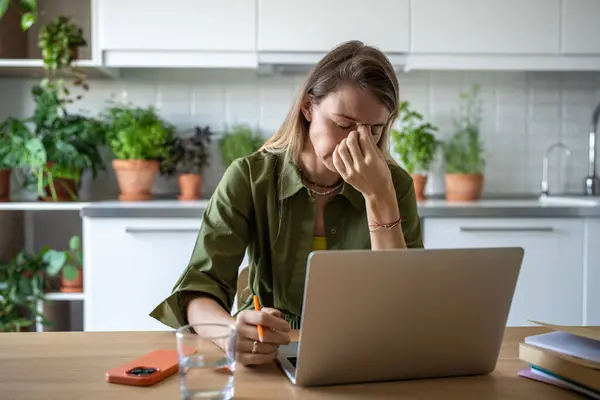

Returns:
332,113,386,127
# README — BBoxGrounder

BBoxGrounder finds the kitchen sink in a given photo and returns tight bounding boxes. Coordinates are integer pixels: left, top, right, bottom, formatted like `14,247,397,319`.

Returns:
538,195,600,206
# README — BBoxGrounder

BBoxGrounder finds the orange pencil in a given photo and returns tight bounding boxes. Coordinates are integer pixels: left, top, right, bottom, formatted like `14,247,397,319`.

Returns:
253,295,265,342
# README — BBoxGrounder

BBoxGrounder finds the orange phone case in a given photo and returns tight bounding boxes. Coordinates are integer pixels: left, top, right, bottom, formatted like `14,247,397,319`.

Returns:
106,348,195,387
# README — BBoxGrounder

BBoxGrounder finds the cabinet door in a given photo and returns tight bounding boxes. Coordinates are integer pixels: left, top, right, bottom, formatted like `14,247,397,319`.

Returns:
97,0,256,51
561,0,600,54
83,218,202,331
257,0,409,53
411,0,560,54
423,218,584,327
584,219,600,325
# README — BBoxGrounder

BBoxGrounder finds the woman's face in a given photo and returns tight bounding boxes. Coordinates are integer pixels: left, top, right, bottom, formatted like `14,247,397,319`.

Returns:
304,84,390,174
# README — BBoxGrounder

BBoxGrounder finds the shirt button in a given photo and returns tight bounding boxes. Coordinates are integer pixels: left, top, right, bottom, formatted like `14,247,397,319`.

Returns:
330,228,337,235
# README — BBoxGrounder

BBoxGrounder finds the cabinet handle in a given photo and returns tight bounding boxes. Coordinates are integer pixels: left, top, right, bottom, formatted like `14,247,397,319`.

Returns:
125,227,199,234
459,227,554,233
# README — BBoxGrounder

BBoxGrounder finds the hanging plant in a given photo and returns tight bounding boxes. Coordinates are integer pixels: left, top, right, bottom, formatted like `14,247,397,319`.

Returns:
38,15,87,71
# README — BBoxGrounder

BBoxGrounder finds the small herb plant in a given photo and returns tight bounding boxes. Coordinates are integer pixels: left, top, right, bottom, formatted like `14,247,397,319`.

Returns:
103,103,175,162
43,235,82,283
219,124,263,167
390,101,439,175
38,15,87,71
164,126,213,176
0,0,37,31
443,85,486,174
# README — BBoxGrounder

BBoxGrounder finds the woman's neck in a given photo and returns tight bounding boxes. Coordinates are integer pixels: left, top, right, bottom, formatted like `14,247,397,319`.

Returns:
298,148,341,187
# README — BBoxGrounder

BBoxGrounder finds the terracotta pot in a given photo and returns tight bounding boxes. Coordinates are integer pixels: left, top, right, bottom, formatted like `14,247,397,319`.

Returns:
444,173,484,201
178,174,203,201
0,169,10,202
411,174,428,202
112,159,159,201
60,268,83,293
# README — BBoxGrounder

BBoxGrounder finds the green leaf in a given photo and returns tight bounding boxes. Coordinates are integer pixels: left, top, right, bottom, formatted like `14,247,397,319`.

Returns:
43,250,66,275
62,264,79,281
20,0,36,12
69,236,80,251
21,12,36,30
0,0,8,20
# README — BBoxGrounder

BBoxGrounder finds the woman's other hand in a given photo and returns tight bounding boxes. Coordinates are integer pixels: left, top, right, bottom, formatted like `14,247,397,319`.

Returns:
234,307,292,366
332,124,394,200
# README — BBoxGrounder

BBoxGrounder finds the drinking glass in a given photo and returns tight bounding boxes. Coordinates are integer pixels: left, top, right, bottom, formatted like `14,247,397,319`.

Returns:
176,323,236,400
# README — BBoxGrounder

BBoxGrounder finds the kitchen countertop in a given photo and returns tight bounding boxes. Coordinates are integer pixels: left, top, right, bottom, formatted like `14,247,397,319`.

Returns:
77,197,600,218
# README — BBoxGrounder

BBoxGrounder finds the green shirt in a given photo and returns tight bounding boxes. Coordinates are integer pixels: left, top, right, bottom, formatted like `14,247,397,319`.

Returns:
149,151,423,330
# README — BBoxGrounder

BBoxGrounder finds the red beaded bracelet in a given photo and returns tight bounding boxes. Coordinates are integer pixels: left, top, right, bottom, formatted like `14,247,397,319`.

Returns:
368,216,406,232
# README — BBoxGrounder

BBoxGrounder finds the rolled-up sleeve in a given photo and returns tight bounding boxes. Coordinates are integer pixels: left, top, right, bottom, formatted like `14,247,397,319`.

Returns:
149,158,253,329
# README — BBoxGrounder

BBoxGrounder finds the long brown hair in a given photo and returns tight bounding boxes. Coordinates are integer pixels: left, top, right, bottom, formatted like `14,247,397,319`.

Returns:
261,40,400,165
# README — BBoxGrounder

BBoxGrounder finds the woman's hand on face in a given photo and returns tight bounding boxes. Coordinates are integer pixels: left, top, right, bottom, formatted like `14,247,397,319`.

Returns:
235,307,291,367
332,125,393,200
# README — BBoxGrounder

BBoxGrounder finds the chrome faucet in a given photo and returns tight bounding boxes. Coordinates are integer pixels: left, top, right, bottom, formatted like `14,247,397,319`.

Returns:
586,101,600,196
541,142,571,197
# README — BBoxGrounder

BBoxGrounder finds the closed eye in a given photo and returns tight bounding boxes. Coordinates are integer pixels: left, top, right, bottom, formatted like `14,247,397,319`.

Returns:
337,123,353,129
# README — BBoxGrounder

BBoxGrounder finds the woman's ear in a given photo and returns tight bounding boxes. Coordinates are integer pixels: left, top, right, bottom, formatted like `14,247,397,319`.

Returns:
301,96,312,122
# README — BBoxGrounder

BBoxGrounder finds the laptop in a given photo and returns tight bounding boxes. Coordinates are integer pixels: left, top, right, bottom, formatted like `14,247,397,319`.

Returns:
276,247,524,387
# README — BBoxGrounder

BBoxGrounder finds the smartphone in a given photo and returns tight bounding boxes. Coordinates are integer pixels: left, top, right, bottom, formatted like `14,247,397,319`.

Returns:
106,348,195,387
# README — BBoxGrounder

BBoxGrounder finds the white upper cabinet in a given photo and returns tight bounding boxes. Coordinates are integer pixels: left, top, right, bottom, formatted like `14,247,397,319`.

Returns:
257,0,409,53
561,0,600,54
96,0,257,67
98,0,256,51
411,0,561,54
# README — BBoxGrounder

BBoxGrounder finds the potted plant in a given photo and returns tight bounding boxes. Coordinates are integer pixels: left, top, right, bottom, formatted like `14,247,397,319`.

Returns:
390,101,439,201
0,250,51,332
163,126,212,201
0,0,38,30
22,84,106,202
43,235,83,293
442,85,486,201
103,102,175,201
0,117,30,201
219,124,264,167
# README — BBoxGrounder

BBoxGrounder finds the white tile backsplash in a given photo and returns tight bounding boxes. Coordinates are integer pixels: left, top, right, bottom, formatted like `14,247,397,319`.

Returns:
1,69,599,198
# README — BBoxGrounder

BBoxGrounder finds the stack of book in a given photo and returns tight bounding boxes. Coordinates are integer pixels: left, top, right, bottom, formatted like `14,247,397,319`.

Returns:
518,320,600,399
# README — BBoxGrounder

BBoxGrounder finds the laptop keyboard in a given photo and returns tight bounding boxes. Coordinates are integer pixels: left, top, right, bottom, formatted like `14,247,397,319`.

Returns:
287,357,297,367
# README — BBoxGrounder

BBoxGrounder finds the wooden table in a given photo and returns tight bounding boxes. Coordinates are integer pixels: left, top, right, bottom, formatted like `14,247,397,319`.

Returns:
0,327,585,400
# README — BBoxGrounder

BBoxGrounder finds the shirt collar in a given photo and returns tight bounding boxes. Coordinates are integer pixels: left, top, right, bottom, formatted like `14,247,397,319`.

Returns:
278,155,364,210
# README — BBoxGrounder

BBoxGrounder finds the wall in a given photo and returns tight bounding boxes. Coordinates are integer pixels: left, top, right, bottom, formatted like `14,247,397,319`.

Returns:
1,69,600,199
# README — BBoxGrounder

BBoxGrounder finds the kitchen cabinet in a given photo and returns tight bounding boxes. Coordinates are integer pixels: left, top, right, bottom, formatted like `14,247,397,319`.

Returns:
83,217,201,331
96,0,257,67
561,0,600,54
423,218,584,327
257,0,409,53
411,0,561,54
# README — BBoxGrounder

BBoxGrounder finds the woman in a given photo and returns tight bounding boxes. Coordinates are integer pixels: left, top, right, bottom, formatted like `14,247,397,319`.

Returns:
150,40,424,366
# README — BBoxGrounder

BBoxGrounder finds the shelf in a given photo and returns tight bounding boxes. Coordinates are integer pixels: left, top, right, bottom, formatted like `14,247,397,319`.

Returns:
45,292,84,301
0,201,91,211
0,59,120,79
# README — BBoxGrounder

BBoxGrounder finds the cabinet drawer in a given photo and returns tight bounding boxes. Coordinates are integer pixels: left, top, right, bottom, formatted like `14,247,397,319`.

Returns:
423,218,584,327
83,218,202,332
